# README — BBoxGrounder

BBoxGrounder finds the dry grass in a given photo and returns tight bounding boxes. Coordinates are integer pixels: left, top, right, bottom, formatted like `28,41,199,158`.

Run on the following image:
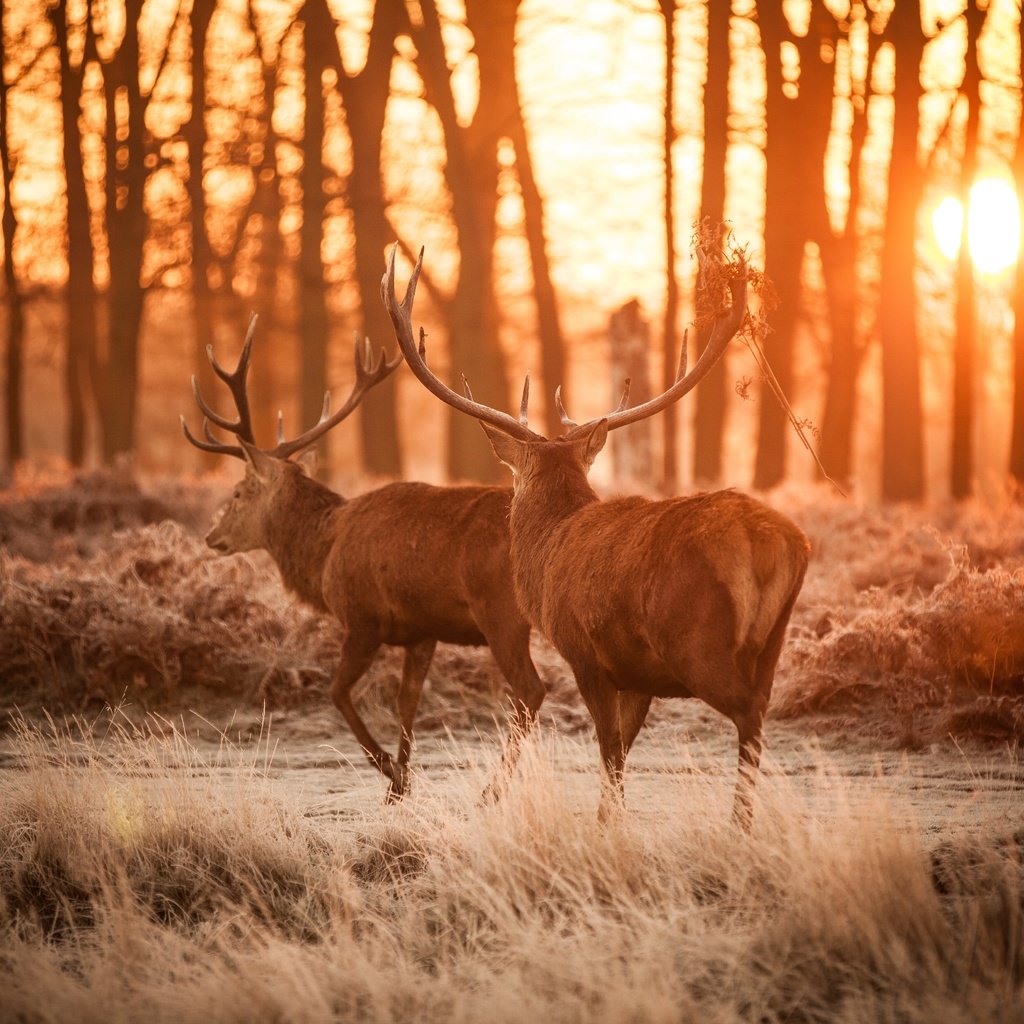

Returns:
773,488,1024,744
0,713,1021,1023
4,467,1024,1020
4,467,1023,748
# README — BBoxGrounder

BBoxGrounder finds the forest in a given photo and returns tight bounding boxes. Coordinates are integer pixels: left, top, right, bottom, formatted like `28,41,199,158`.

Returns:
0,0,1022,498
3,2,1024,1022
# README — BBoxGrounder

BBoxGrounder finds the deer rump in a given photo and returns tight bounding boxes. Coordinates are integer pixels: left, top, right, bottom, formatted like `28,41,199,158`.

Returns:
323,482,518,647
521,490,808,704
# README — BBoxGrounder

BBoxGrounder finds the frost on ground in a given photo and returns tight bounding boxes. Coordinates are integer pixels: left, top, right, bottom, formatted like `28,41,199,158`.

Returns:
2,469,1023,1022
0,713,1021,1024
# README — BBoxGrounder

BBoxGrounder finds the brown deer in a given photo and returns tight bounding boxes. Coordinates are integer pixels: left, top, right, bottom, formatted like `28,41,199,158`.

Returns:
182,317,546,801
383,247,809,825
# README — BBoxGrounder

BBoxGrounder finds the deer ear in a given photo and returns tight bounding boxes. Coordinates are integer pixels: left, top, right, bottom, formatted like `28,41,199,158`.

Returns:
582,419,608,467
295,448,318,476
240,440,277,480
480,422,525,472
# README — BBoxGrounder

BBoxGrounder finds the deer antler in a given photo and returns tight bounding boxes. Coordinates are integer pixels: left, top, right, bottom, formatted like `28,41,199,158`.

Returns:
384,244,746,443
381,244,540,442
182,316,402,460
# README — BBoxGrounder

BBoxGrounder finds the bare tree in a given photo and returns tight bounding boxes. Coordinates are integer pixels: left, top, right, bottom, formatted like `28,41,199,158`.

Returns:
1011,3,1024,487
477,0,567,437
660,0,681,491
52,0,100,466
951,0,988,499
337,0,405,477
692,0,730,484
184,0,217,467
244,4,292,449
878,0,926,500
818,3,877,487
410,0,512,481
97,0,154,459
0,5,24,469
296,0,332,458
753,1,809,490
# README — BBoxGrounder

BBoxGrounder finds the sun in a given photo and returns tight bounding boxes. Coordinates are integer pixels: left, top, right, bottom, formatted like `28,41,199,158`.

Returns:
932,178,1021,273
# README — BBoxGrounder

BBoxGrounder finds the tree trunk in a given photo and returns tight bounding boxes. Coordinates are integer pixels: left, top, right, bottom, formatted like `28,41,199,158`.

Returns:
660,0,680,492
298,0,331,453
0,7,24,469
951,1,986,499
341,0,403,477
53,0,99,467
186,0,218,469
818,4,873,487
692,0,730,483
1011,7,1024,486
507,94,565,439
247,4,288,450
100,0,149,460
415,0,511,481
879,1,926,501
753,1,809,490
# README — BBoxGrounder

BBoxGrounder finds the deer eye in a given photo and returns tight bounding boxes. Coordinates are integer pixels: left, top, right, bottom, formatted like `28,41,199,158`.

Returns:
233,489,241,500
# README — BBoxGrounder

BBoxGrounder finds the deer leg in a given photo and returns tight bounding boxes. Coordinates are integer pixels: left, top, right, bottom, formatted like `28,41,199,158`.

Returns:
731,597,796,829
479,624,546,803
330,634,394,781
732,708,764,831
575,668,629,822
617,692,652,756
387,640,437,803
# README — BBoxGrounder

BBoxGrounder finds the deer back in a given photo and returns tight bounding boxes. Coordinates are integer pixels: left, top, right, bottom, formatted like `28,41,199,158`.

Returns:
321,483,518,647
512,486,808,698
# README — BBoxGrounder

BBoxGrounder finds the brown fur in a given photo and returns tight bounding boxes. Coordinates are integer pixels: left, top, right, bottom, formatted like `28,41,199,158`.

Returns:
484,422,810,825
207,453,545,800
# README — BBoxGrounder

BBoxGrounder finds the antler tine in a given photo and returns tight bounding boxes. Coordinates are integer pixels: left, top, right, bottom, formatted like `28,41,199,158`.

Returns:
381,243,539,441
179,414,244,458
208,313,257,383
182,316,262,458
202,315,258,444
555,385,578,429
266,329,402,460
518,374,530,426
353,332,401,389
190,375,241,435
567,274,747,437
276,410,286,445
614,377,632,413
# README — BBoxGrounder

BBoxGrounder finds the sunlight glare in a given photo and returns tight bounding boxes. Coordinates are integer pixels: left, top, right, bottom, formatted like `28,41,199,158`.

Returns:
931,179,1020,273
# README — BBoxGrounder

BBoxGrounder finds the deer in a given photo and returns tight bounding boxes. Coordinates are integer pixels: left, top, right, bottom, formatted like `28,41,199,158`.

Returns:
382,245,810,826
181,316,546,802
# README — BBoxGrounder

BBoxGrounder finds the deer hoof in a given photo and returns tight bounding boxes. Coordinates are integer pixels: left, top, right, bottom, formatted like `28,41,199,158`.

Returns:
385,765,410,802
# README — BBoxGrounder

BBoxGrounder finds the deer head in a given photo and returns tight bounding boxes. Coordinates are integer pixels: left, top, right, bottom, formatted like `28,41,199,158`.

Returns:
182,315,401,554
381,244,747,487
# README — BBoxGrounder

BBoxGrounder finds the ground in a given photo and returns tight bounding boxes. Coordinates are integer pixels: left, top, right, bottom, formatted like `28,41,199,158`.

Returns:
1,467,1023,1022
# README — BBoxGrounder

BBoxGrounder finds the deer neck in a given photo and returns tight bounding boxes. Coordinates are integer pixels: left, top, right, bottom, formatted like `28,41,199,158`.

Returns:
508,465,598,618
263,471,345,612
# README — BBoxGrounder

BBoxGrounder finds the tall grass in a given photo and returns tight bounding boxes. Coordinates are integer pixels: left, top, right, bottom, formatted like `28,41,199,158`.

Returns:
1,714,1021,1023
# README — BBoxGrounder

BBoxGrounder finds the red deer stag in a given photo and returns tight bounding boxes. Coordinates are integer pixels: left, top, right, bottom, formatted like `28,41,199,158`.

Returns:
383,247,809,825
182,317,546,801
